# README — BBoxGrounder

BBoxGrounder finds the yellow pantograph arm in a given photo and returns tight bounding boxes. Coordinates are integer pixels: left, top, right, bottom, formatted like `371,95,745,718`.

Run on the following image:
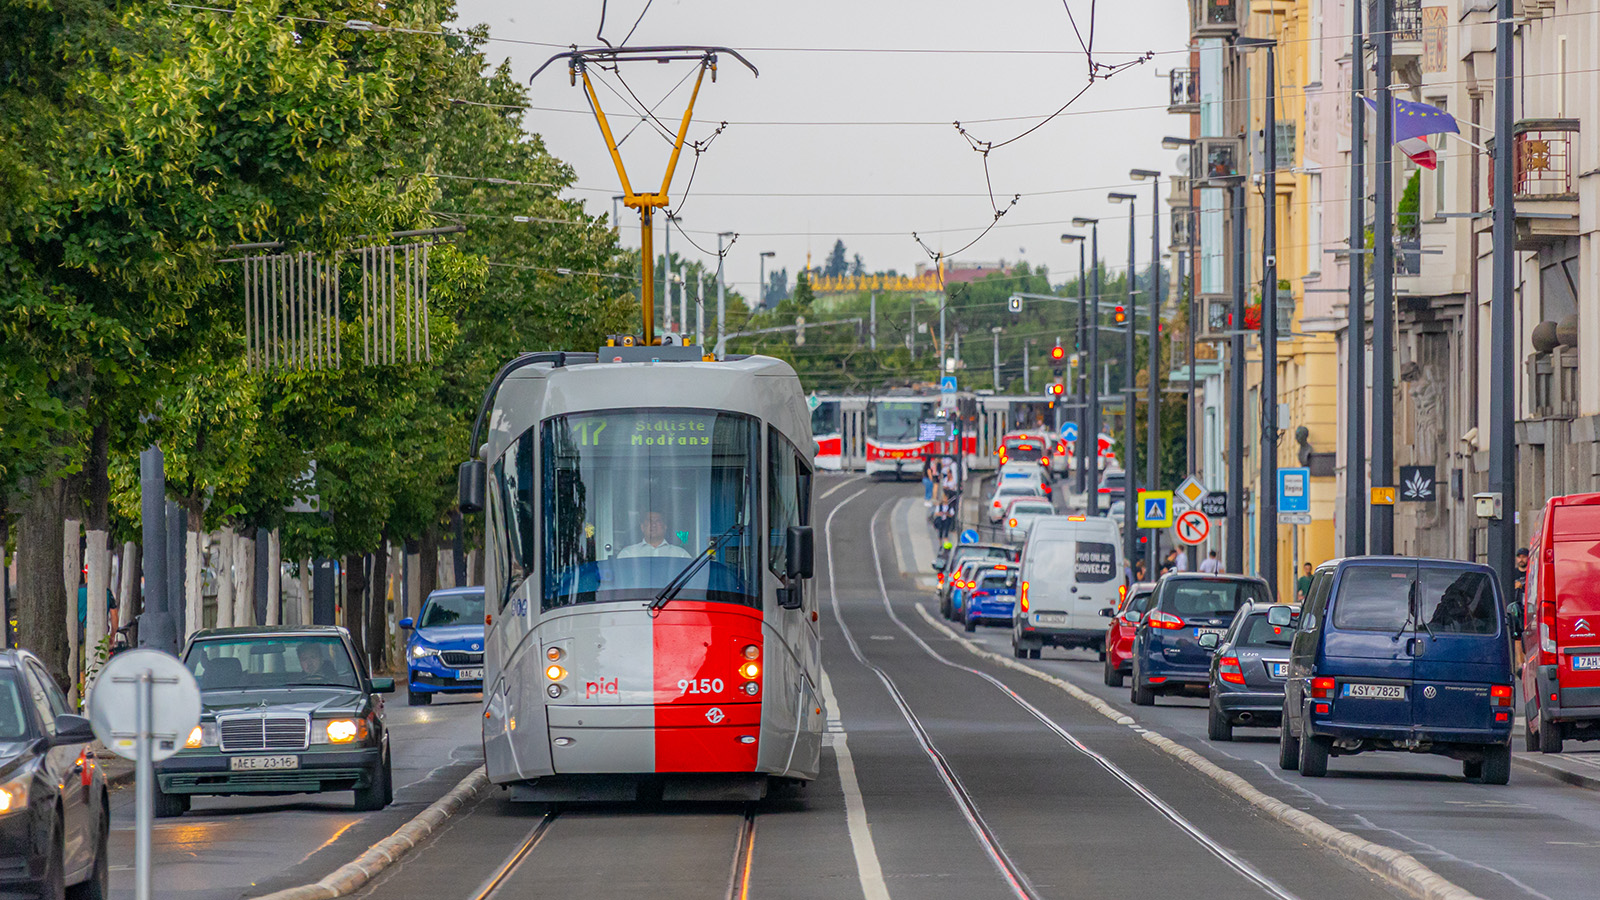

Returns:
580,67,636,201
656,60,711,200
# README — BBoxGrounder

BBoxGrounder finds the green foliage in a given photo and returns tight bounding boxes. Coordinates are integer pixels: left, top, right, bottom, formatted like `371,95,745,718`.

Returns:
1398,169,1421,239
823,240,848,278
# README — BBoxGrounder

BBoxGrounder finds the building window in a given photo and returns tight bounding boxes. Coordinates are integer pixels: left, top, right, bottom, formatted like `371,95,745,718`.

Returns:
1306,172,1323,278
1430,98,1447,219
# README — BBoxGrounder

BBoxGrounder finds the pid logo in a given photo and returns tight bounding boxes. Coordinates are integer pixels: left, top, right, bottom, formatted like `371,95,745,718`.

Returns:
584,677,619,700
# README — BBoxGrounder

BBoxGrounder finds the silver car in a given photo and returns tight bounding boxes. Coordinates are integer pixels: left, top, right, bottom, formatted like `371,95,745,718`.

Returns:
1004,498,1056,543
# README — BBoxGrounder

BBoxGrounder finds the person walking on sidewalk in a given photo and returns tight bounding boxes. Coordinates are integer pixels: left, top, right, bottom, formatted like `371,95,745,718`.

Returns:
923,456,938,507
934,498,956,541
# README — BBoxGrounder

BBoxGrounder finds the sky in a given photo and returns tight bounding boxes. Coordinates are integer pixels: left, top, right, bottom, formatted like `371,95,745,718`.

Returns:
450,0,1192,296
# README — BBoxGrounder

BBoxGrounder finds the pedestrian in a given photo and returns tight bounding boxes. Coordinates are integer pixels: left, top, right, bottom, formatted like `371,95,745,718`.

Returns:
1133,558,1148,583
1161,549,1179,577
1513,548,1530,670
1199,550,1221,574
923,456,938,508
1295,563,1314,603
1172,549,1190,573
940,459,959,499
934,498,956,541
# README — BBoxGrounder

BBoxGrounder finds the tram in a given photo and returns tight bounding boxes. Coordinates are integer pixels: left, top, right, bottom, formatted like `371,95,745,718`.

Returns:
457,347,824,801
864,393,940,478
809,396,843,471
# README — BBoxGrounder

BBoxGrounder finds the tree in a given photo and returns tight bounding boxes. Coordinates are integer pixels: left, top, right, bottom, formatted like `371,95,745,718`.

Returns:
850,253,866,277
824,240,848,277
766,268,789,304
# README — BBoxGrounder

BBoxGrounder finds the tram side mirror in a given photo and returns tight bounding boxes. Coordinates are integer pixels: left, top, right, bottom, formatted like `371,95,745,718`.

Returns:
458,459,486,514
786,526,815,580
1266,605,1295,627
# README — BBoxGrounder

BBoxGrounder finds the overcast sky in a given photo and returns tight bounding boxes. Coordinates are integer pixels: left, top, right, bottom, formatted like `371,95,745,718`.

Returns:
451,0,1191,295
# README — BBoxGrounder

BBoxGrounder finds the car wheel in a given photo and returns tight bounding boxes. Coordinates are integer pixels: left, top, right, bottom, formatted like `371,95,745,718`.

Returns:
1538,706,1563,753
1480,744,1512,785
1103,656,1123,688
408,690,433,707
354,750,393,812
1130,678,1155,707
1298,732,1330,778
153,785,189,818
1013,643,1026,659
1277,711,1301,771
66,803,109,900
964,617,976,633
1207,699,1233,742
1028,648,1041,660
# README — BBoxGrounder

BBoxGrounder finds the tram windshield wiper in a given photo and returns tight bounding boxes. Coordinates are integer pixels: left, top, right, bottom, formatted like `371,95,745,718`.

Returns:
650,522,745,613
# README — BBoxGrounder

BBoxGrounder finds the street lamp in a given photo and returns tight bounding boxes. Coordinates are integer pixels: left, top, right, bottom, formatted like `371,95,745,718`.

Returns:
1131,167,1165,567
1108,190,1139,566
990,326,1004,390
1061,233,1088,493
1070,217,1102,514
758,251,776,310
1236,34,1280,590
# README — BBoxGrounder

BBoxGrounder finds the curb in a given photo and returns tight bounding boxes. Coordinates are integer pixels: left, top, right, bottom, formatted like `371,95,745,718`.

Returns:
252,767,489,900
912,604,1484,900
1512,754,1600,791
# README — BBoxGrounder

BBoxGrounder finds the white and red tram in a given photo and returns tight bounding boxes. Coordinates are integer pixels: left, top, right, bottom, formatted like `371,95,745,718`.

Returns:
458,348,823,801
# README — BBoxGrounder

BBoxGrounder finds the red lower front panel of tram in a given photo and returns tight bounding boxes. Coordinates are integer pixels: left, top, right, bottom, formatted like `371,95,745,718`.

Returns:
652,602,766,772
654,703,762,772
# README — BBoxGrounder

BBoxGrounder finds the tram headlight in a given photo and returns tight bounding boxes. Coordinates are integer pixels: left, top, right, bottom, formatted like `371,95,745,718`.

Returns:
741,644,760,660
546,664,567,682
547,684,564,699
546,646,564,662
738,662,760,681
742,682,759,696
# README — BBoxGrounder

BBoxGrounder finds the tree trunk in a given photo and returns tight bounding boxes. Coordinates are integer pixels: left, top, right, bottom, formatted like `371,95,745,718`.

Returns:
118,541,140,643
233,530,255,626
369,541,390,673
214,530,234,629
471,547,483,586
62,516,81,700
345,552,367,664
390,541,406,666
404,539,421,623
81,418,112,685
17,478,70,688
265,529,282,625
297,558,312,627
419,527,438,604
1,501,9,648
184,503,205,638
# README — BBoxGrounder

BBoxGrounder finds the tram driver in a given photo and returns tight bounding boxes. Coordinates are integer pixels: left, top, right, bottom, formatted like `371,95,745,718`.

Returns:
617,509,692,559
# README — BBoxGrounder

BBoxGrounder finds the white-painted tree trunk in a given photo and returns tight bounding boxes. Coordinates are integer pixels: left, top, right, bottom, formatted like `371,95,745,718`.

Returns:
118,541,138,627
214,530,234,629
233,531,255,626
466,550,477,587
297,559,313,627
184,528,204,638
63,518,81,700
265,529,282,626
436,551,454,590
389,542,404,663
405,548,421,622
84,530,110,686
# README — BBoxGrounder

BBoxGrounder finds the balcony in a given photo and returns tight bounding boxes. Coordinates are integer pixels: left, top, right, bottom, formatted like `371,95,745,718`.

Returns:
1169,68,1199,114
1192,0,1238,37
1490,119,1580,247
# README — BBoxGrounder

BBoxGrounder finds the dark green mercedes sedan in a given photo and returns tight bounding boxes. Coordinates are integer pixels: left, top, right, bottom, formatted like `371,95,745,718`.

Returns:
154,626,395,817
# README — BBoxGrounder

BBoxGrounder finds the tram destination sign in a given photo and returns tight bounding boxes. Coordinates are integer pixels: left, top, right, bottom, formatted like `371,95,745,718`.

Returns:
918,419,954,442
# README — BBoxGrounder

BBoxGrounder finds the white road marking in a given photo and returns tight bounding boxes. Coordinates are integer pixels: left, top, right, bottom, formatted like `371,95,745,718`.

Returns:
819,475,868,501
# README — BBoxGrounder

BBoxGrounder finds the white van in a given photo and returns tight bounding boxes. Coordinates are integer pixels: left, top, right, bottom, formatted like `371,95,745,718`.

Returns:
1010,516,1124,659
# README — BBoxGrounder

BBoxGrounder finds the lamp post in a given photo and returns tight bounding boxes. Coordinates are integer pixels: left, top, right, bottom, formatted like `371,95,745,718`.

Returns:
1131,167,1164,566
759,250,775,310
1212,174,1249,575
1109,191,1139,566
717,232,735,356
1062,233,1088,494
1162,139,1199,557
1345,0,1368,556
1237,35,1280,590
1487,0,1518,598
1370,2,1397,554
1071,217,1102,515
991,326,1003,390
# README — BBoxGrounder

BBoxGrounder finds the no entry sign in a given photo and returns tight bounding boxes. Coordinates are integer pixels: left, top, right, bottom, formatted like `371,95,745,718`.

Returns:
1174,509,1211,546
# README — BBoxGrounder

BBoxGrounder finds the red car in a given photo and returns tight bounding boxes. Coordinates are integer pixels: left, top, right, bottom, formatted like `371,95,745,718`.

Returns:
1522,492,1600,753
1102,581,1157,687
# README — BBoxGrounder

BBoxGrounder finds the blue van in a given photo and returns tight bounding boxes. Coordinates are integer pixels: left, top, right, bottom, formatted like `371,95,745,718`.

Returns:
1276,557,1515,783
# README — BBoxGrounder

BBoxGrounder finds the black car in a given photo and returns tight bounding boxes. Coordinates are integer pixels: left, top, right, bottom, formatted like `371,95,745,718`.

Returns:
1201,602,1300,741
1130,573,1273,706
155,626,395,817
0,649,110,899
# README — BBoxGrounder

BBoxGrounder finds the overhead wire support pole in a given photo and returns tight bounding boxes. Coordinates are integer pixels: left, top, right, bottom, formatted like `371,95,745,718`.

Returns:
535,45,758,346
1486,0,1518,600
1345,0,1368,557
1370,2,1396,553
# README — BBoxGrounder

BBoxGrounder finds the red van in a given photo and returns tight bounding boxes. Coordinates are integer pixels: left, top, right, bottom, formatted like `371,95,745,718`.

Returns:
1521,492,1600,753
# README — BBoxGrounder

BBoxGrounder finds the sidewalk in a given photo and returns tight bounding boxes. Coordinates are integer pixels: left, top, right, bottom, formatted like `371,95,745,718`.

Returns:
890,497,940,589
1513,747,1600,790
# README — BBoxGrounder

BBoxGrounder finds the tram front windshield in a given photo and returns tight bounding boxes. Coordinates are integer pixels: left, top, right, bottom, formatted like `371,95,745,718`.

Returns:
873,401,932,443
810,401,839,436
541,409,759,611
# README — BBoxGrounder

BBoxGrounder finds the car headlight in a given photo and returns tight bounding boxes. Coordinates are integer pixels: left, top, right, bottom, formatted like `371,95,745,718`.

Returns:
0,777,29,815
411,644,439,660
314,718,370,745
185,723,219,749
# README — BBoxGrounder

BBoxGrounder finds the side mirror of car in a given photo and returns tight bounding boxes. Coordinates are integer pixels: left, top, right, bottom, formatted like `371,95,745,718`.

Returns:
1266,605,1295,627
786,526,815,580
369,677,396,694
932,559,946,572
1122,610,1143,625
399,617,415,630
1098,607,1115,618
51,713,96,747
1005,573,1019,589
1197,632,1220,650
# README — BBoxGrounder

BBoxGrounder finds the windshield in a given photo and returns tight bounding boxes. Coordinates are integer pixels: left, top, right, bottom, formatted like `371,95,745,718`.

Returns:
0,674,28,740
420,590,485,629
1101,474,1125,489
1012,502,1054,516
810,401,839,435
873,401,933,442
976,572,1011,592
1237,613,1294,648
1008,445,1045,462
541,409,759,611
185,635,361,691
1160,580,1268,618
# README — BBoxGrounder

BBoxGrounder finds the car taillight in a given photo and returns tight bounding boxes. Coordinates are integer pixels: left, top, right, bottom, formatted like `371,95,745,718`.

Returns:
1310,676,1335,699
937,572,945,584
1219,657,1245,685
1008,518,1018,528
1540,598,1557,660
1490,684,1513,707
1119,584,1128,603
1147,611,1184,629
994,500,1002,508
1020,581,1030,613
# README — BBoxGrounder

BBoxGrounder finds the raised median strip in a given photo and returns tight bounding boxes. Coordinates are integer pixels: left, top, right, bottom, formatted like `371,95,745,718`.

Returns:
913,605,1484,900
253,767,489,900
1511,753,1600,791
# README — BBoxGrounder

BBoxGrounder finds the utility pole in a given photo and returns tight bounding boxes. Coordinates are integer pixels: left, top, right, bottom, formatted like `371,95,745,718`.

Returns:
759,251,775,311
1068,234,1089,494
939,300,947,376
909,299,917,362
1370,0,1396,554
1133,168,1164,567
991,327,1002,390
695,272,704,348
1486,0,1518,596
1345,0,1368,556
1072,218,1103,515
716,232,733,355
1228,179,1247,574
1110,191,1139,566
870,291,878,350
662,214,672,334
1186,212,1199,569
1023,340,1031,394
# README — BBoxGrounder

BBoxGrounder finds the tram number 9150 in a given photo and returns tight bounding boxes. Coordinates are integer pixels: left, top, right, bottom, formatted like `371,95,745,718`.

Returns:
678,678,725,696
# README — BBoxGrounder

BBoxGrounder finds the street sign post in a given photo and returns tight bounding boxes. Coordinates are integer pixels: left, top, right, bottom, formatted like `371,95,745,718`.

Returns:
1278,467,1310,514
1174,509,1211,545
89,649,202,900
1136,491,1175,529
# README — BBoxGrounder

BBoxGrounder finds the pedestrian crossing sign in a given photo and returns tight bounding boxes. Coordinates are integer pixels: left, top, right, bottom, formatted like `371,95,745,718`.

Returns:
1136,491,1175,528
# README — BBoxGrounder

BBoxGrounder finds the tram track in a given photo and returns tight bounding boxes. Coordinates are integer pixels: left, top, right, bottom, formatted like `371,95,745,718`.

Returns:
824,482,1304,900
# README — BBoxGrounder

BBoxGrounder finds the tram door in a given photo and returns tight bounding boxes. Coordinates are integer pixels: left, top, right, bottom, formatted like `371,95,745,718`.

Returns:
768,426,822,772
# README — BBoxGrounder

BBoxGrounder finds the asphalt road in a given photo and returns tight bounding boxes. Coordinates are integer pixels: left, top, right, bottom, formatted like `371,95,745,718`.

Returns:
107,687,484,900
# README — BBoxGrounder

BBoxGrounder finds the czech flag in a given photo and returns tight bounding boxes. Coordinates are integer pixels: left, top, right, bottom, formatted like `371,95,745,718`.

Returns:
1364,96,1460,170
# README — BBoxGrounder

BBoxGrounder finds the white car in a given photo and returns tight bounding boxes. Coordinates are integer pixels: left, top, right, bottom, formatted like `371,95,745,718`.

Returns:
988,482,1046,523
1003,498,1057,543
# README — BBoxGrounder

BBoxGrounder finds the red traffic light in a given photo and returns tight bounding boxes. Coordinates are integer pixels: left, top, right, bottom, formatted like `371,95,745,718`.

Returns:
1050,345,1065,361
1048,383,1064,395
1114,305,1127,324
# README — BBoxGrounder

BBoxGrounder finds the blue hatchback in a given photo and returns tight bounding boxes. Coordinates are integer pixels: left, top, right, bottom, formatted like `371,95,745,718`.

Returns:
402,586,485,706
1131,574,1272,706
963,566,1017,633
1277,557,1514,783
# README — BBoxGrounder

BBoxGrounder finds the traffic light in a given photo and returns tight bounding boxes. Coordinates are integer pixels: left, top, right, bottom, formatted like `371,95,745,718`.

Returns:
1050,345,1065,362
1114,305,1127,324
1048,383,1064,396
1008,294,1023,314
